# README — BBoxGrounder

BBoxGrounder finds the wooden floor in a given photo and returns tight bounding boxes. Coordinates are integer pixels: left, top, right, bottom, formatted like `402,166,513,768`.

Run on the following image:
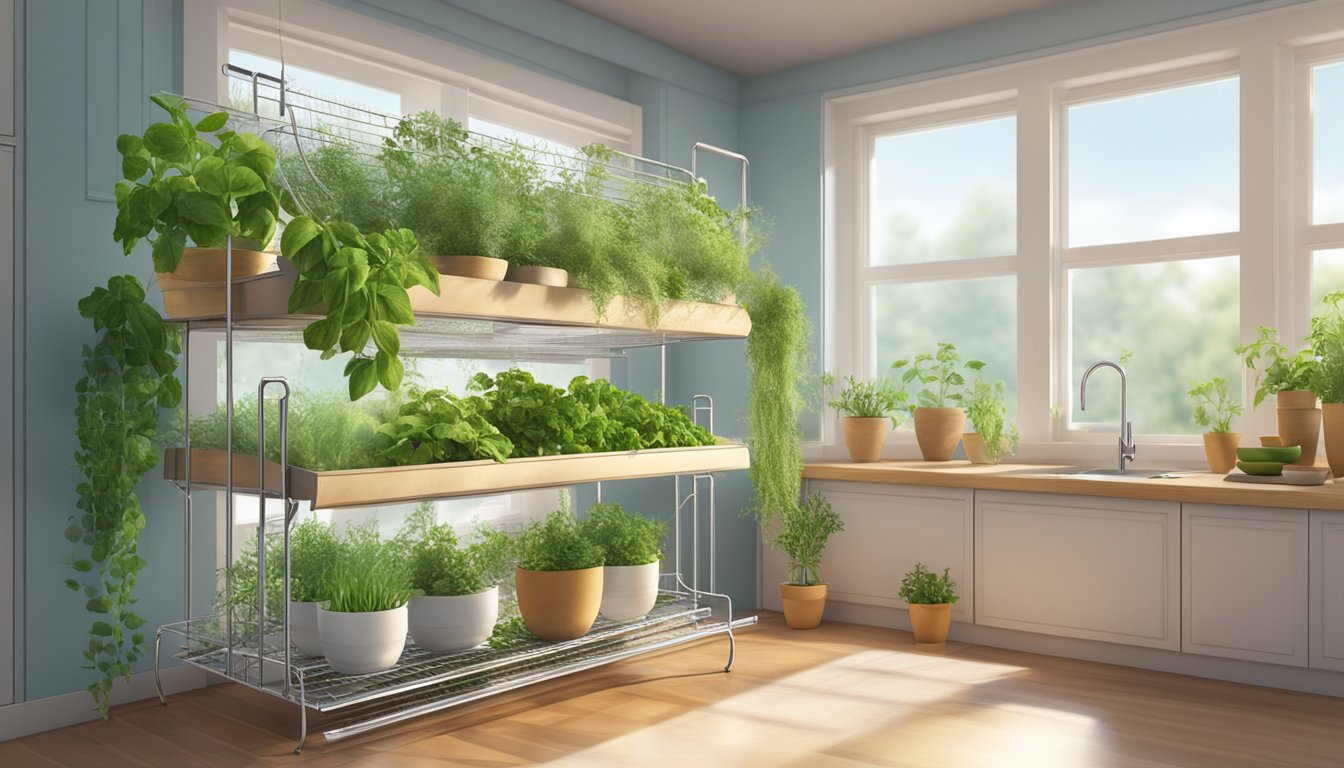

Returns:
4,615,1343,767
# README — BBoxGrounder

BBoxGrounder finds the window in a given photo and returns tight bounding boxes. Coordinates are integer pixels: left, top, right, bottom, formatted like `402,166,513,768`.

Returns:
1062,75,1240,436
1308,53,1344,325
859,111,1019,424
828,2,1344,460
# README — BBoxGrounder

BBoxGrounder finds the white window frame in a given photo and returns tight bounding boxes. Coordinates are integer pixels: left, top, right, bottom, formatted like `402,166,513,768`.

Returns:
1056,62,1242,444
825,0,1344,466
1297,39,1344,341
183,0,642,154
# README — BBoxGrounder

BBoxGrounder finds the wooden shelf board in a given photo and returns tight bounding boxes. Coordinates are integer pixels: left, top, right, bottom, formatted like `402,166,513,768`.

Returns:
166,444,749,508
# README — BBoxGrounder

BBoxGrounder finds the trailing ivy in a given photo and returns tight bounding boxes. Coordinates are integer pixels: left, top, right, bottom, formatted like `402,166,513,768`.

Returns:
279,216,440,400
740,263,812,531
69,276,182,717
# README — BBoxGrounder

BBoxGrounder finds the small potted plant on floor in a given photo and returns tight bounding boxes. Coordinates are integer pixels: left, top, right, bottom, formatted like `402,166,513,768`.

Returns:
824,373,908,463
774,492,845,630
579,502,667,621
1310,293,1344,476
1237,326,1318,466
1188,377,1242,473
892,342,984,461
316,544,412,675
514,495,606,641
963,375,1018,465
898,563,959,644
404,519,510,652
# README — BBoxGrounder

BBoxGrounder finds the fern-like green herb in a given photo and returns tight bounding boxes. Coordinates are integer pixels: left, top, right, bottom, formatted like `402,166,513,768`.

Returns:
1187,377,1242,434
515,496,605,572
964,376,1019,463
578,502,666,567
773,493,844,586
898,563,960,606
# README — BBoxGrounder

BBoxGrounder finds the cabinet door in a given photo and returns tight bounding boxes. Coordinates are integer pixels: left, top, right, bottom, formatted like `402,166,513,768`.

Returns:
1311,510,1344,672
1183,504,1307,666
815,481,974,622
0,145,11,706
976,492,1179,649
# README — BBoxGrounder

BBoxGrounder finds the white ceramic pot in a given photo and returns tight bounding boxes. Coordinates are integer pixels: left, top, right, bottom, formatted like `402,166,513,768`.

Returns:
316,604,408,675
599,562,660,621
408,586,499,652
288,600,323,657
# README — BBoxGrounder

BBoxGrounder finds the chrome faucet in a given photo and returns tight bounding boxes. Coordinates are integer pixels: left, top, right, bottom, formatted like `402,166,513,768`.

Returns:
1080,360,1135,472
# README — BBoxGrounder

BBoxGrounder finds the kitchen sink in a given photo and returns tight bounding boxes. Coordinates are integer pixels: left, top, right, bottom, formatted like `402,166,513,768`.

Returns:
1049,467,1188,478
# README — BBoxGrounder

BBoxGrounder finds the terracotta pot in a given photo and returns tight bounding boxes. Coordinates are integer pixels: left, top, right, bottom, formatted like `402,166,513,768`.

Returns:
504,264,569,287
515,566,604,641
1276,390,1321,467
1202,432,1240,474
907,603,953,643
840,417,891,463
1323,403,1344,478
156,247,277,320
779,583,827,630
429,255,509,281
1260,435,1285,447
912,407,965,461
963,433,991,465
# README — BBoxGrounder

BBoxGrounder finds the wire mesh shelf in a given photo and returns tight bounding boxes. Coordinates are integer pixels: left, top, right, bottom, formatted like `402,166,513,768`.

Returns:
160,591,725,714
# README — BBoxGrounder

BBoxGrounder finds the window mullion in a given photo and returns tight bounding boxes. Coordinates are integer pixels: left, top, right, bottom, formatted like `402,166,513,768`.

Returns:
1018,78,1054,445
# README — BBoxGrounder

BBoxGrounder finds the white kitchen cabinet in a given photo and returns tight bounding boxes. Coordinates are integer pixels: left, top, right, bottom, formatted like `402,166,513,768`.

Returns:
975,491,1179,650
803,481,975,622
0,0,12,140
1311,510,1344,672
1183,504,1307,666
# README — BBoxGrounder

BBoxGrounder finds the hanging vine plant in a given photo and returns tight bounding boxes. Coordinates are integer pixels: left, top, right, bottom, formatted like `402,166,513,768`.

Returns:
68,275,182,717
740,262,812,531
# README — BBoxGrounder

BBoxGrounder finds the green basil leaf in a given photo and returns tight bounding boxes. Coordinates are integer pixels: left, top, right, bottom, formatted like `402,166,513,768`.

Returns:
371,320,400,357
348,358,378,400
193,156,228,197
143,122,188,161
176,191,230,227
150,230,186,274
228,165,264,197
194,111,229,132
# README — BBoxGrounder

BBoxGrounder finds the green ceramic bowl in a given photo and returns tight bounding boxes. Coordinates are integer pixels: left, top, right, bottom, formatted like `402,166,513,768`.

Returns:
1236,460,1285,476
1236,445,1302,463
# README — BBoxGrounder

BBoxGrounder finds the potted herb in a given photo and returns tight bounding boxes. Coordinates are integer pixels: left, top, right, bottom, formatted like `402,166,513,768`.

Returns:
892,343,984,461
1310,292,1344,476
824,373,907,463
1188,377,1243,473
513,495,606,641
115,94,282,316
963,376,1018,465
382,112,546,281
1237,326,1319,465
316,545,412,675
404,518,510,652
286,518,345,657
898,563,959,644
773,493,844,630
579,502,667,621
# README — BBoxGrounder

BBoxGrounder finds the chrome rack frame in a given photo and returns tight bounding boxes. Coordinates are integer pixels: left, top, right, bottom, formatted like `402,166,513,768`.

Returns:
149,74,758,751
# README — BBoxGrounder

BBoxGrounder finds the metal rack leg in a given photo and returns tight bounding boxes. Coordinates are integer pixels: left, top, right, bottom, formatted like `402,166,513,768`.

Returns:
295,670,308,753
153,628,166,704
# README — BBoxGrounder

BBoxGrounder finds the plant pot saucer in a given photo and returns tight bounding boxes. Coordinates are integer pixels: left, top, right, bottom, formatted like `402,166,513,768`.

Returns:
429,255,508,281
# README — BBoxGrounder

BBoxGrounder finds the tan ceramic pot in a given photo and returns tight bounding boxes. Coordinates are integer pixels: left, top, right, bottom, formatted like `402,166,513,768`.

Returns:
1202,432,1240,474
963,433,991,464
504,264,569,287
907,603,953,643
1322,403,1344,478
913,407,965,461
515,566,604,641
840,417,891,463
779,583,827,630
156,247,277,320
429,254,509,281
1276,390,1321,467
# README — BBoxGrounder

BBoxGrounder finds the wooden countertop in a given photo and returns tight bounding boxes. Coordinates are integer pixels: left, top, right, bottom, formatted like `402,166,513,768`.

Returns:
803,460,1344,511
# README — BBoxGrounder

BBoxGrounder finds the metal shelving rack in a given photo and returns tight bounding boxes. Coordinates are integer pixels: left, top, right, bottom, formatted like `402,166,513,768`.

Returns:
150,69,758,751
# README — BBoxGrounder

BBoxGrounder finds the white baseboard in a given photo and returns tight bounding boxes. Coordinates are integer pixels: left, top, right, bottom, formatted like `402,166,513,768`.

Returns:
0,665,209,741
818,600,1344,699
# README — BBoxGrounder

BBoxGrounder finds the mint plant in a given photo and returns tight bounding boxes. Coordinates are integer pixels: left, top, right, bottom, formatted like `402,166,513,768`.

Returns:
1236,326,1315,407
892,342,984,408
